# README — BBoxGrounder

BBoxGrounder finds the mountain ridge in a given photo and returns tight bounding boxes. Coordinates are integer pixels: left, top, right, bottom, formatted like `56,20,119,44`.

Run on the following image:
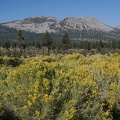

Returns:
1,16,116,33
114,25,120,29
0,16,120,42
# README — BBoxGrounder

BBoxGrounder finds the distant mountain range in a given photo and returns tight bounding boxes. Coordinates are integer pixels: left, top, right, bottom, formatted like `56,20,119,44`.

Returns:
0,16,120,42
114,25,120,29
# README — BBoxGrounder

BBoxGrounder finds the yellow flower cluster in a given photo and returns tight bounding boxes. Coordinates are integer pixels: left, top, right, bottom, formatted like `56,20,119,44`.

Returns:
0,53,120,120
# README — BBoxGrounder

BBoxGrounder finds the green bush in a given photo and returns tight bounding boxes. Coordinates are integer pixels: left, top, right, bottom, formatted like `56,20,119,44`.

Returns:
0,58,4,65
5,58,22,67
0,106,21,120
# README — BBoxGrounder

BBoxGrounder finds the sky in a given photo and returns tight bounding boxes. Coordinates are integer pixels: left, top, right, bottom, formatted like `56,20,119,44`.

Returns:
0,0,120,26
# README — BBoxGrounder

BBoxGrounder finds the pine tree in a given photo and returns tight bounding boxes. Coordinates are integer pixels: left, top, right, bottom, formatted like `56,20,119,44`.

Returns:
62,32,70,45
42,31,53,54
17,30,24,51
61,32,70,52
87,41,91,51
111,40,117,50
99,40,104,49
95,41,101,51
117,40,120,49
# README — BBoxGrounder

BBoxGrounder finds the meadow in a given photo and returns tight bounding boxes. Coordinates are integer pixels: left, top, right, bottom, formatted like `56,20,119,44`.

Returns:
0,53,120,120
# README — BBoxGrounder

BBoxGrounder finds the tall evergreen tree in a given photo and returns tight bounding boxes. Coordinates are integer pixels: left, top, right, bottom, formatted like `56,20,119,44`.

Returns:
95,41,101,51
99,40,104,49
17,30,24,51
61,32,70,52
111,40,117,50
62,32,70,45
87,41,91,51
42,31,53,54
117,40,120,49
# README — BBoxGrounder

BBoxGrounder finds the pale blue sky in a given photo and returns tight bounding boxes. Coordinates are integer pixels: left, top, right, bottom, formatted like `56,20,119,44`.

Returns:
0,0,120,26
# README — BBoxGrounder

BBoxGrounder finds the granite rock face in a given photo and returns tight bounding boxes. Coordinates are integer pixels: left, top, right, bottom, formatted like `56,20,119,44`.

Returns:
2,16,114,33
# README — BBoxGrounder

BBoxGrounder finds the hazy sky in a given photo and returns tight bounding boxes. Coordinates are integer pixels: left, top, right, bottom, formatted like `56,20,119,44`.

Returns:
0,0,120,26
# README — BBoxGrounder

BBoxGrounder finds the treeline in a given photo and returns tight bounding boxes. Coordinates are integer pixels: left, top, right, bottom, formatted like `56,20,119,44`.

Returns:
1,30,120,54
0,36,120,50
71,39,120,51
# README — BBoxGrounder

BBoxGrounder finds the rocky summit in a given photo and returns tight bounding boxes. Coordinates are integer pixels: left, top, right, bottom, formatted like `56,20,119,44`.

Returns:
0,16,120,41
2,16,114,33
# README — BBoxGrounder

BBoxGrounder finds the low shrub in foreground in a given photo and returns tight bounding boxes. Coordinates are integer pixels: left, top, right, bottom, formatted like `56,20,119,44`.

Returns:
0,53,120,120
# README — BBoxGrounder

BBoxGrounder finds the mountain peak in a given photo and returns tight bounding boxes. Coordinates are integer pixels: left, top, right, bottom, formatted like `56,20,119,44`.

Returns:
1,16,114,33
60,16,113,32
114,25,120,29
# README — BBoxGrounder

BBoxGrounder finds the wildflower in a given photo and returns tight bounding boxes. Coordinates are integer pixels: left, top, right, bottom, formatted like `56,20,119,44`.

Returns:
35,110,40,116
92,90,96,94
105,110,110,117
14,107,18,112
23,105,28,109
28,100,32,107
32,94,37,103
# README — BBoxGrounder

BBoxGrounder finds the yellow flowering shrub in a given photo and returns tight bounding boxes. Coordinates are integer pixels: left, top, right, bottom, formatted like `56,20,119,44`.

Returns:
0,53,120,120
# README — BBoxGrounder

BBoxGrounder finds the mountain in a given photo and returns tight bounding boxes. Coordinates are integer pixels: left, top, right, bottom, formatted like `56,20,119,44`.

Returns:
0,24,45,43
0,16,120,42
59,17,113,32
114,25,120,29
2,16,114,33
1,16,60,33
